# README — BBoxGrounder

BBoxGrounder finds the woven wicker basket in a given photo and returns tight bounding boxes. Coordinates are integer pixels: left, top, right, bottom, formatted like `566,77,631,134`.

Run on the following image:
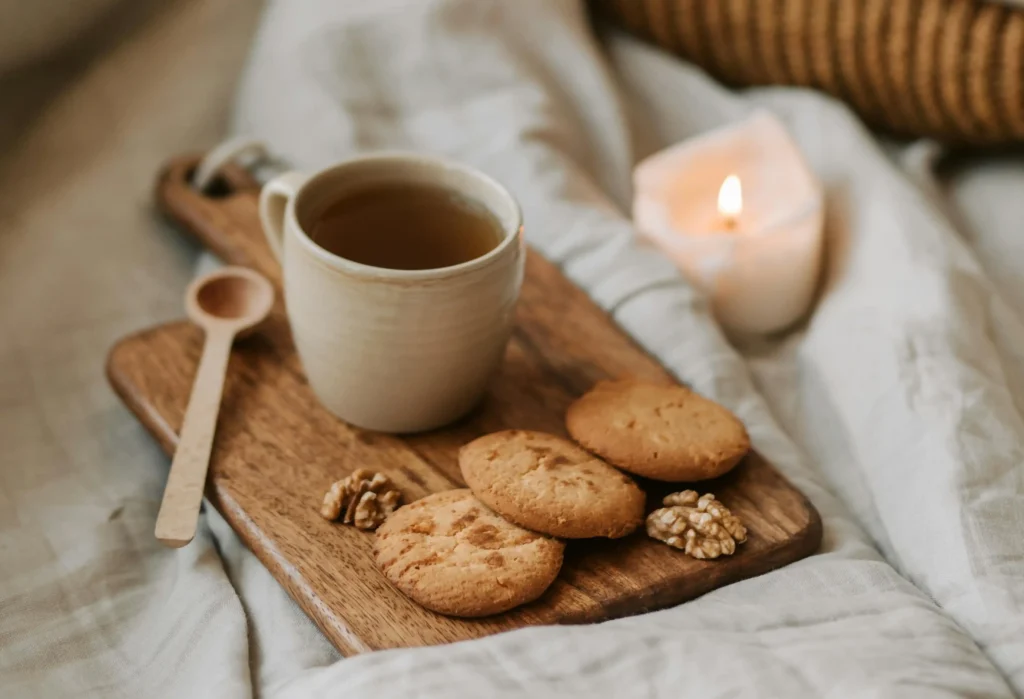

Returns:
592,0,1024,145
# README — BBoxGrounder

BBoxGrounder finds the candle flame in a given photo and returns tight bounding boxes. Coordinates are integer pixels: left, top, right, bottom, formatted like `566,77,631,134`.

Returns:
717,174,742,222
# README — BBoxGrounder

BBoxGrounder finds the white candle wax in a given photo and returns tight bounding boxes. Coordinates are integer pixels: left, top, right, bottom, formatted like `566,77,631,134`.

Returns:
633,111,824,335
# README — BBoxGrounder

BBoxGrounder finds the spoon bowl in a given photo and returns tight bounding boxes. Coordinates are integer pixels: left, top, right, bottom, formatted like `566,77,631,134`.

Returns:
187,266,274,334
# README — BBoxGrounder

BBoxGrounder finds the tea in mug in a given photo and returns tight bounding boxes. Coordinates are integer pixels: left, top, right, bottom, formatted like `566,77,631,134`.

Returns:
310,183,504,270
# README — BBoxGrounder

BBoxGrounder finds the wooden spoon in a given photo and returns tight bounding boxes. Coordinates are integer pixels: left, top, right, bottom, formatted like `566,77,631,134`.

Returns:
155,266,274,547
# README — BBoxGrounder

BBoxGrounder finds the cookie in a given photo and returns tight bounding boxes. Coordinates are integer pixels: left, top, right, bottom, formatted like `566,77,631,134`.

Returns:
373,489,564,617
459,430,645,539
566,380,750,482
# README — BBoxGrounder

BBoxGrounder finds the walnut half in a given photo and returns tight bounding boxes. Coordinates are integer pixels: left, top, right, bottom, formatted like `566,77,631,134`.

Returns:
646,490,747,559
320,469,402,531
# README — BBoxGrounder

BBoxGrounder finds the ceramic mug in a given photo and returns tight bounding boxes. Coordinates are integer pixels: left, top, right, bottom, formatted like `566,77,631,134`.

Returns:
258,153,524,433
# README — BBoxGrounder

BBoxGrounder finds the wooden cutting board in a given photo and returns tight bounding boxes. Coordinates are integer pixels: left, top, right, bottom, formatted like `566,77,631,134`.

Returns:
106,155,822,655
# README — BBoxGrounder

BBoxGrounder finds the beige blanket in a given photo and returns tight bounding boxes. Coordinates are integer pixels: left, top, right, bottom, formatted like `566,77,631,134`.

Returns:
2,1,1023,697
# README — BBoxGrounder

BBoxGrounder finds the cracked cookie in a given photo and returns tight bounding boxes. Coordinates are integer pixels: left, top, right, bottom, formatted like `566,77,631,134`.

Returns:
566,380,750,482
372,489,564,617
459,430,645,539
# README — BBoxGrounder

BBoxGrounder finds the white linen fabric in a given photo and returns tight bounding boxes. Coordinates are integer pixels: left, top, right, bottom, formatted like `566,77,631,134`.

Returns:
2,0,1023,697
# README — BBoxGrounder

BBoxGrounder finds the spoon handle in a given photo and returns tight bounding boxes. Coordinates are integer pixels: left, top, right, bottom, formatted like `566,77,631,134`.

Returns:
155,327,235,547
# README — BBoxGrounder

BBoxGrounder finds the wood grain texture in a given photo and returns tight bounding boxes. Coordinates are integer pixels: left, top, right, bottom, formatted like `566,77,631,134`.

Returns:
106,155,822,654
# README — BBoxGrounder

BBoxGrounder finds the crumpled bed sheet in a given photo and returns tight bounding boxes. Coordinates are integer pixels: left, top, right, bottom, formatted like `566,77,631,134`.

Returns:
2,0,1023,697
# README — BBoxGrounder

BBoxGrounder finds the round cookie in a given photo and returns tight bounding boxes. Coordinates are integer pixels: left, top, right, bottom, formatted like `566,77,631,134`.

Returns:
566,380,750,482
459,430,646,539
373,489,564,617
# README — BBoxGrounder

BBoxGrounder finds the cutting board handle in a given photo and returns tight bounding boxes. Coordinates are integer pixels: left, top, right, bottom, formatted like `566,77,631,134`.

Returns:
156,155,282,285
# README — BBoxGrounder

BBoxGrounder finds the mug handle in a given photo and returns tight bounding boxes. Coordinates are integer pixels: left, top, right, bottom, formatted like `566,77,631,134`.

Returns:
258,171,306,261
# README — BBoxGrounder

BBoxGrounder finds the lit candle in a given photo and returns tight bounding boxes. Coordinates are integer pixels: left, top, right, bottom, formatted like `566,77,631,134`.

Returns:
717,174,742,231
632,111,824,335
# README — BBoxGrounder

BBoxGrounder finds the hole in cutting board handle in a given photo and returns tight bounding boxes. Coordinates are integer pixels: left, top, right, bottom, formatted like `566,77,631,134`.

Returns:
185,165,234,199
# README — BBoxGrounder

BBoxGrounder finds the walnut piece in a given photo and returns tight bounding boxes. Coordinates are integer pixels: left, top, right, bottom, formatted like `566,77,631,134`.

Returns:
320,469,402,530
646,490,747,559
